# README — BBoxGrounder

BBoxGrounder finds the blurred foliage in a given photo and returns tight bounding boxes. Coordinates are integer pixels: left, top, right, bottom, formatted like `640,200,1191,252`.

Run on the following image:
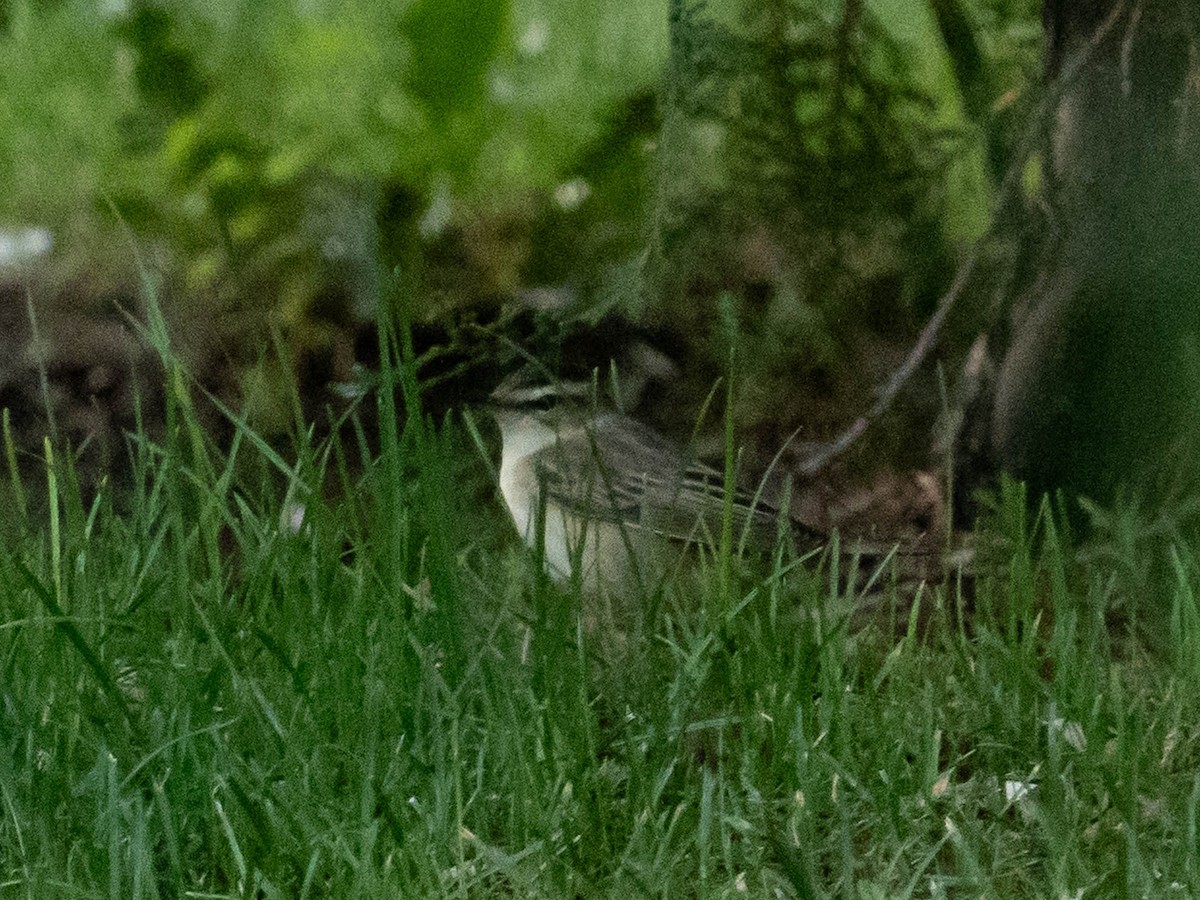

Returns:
0,0,1043,460
0,0,668,291
656,0,1042,284
0,0,669,437
0,0,667,218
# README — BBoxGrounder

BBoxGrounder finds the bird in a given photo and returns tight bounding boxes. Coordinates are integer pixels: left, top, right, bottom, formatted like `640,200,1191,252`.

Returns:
487,367,866,596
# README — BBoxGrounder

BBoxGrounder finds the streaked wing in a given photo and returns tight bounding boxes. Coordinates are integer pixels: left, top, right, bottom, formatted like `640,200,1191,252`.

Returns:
535,413,792,547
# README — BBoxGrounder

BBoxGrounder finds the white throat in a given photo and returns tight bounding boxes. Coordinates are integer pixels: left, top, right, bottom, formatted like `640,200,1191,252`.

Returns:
494,411,557,544
494,411,559,466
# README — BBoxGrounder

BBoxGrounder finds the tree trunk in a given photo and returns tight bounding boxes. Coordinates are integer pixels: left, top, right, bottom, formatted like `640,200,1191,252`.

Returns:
992,0,1200,502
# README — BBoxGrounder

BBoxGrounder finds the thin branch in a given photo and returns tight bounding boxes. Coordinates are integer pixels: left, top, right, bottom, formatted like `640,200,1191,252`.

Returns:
1119,0,1144,97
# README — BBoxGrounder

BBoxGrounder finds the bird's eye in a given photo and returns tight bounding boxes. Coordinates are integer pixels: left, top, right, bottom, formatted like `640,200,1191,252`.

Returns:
530,394,558,412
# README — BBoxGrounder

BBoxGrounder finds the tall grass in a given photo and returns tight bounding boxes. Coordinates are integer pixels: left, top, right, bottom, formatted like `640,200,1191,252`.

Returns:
2,309,1200,897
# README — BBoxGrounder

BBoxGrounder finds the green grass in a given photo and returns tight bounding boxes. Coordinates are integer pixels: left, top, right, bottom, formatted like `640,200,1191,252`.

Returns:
3,342,1200,899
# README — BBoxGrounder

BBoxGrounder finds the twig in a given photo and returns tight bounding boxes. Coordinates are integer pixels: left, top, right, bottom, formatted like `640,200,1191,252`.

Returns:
1119,1,1145,97
798,0,1130,477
